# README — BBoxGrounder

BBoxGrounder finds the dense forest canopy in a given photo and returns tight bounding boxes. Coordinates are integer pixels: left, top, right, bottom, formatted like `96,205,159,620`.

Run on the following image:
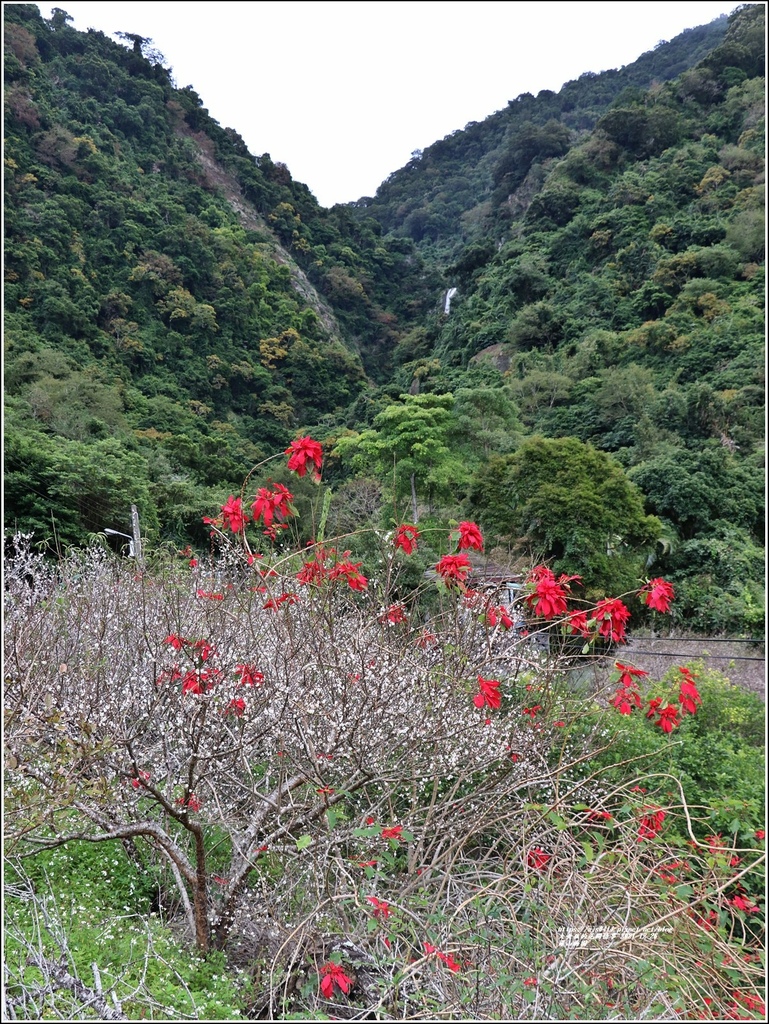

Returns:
3,2,765,634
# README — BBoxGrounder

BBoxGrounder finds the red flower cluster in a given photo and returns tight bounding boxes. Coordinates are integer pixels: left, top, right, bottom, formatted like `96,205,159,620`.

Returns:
285,436,323,480
594,597,631,643
435,553,472,587
319,961,353,999
646,698,680,733
296,548,368,591
221,495,249,534
236,664,264,686
731,991,765,1015
380,603,407,624
610,662,648,715
609,661,702,735
730,893,761,914
263,591,298,611
332,559,368,591
485,604,513,629
638,808,666,841
526,846,551,871
176,793,202,812
641,577,675,614
227,697,246,717
473,675,502,710
130,770,150,790
455,520,484,552
526,565,571,618
678,666,701,714
393,523,419,554
367,896,391,920
251,483,294,538
381,825,403,841
181,668,221,695
567,609,592,637
424,943,461,972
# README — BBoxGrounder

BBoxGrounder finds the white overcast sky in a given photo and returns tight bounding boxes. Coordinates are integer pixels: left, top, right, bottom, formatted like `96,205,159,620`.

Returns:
30,1,745,207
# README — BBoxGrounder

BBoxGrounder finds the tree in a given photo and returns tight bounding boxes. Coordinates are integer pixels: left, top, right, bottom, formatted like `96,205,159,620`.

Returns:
335,393,467,522
467,435,662,595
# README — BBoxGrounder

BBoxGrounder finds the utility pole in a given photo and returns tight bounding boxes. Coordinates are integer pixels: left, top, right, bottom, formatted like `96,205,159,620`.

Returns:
131,504,143,566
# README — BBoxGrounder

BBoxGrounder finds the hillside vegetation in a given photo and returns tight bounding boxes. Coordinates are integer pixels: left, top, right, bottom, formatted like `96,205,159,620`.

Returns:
3,7,765,1020
3,2,764,638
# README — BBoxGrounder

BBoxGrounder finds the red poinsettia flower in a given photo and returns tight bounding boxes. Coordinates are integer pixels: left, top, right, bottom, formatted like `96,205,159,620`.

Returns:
251,483,295,529
182,671,204,695
181,668,220,694
237,664,264,686
285,436,323,480
296,557,328,586
733,992,765,1015
192,639,215,662
424,943,461,972
227,697,246,717
394,524,420,555
648,701,680,733
526,846,551,870
486,605,513,629
455,520,484,552
380,603,407,624
473,675,502,710
330,559,368,591
615,662,648,688
367,896,391,920
319,961,353,999
638,808,665,841
525,565,581,619
263,592,298,611
567,609,592,637
641,577,675,614
610,688,642,714
586,808,613,821
679,676,701,715
730,893,760,914
176,793,202,812
221,495,249,533
435,553,472,587
594,598,631,643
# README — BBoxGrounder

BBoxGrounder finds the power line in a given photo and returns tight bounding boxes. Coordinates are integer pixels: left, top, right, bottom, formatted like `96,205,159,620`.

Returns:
631,636,764,645
627,649,765,662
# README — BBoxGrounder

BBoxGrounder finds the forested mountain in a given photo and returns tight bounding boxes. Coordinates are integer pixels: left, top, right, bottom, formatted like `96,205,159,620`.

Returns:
3,3,765,634
353,13,731,250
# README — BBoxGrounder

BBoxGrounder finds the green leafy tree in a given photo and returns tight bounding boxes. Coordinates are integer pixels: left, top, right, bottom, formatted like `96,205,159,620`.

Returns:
467,435,662,594
335,393,467,522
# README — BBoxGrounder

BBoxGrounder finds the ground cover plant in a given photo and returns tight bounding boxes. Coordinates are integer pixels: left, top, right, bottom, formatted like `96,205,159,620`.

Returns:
4,438,765,1020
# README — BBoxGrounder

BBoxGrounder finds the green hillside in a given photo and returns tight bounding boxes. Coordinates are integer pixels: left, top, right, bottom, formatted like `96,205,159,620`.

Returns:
3,3,764,633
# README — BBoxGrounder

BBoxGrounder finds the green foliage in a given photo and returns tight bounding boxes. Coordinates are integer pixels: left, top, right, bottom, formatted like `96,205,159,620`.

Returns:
590,665,765,836
335,392,469,521
3,3,763,636
468,435,662,595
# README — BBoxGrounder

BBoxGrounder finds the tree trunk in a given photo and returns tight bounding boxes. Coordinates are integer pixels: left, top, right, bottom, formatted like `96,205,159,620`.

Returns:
410,474,419,524
192,827,209,952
